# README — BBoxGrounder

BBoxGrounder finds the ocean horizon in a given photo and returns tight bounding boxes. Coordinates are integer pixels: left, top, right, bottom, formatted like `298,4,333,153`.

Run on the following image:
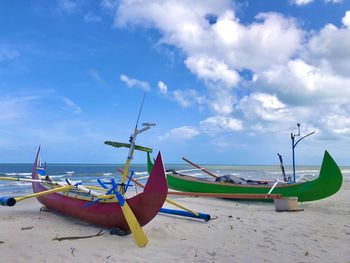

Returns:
1,162,350,196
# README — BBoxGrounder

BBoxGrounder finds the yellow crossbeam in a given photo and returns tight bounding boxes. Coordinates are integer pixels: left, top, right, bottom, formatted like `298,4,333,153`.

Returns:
15,185,74,202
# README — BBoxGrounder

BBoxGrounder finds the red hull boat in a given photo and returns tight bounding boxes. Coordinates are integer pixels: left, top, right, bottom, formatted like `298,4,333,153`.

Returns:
31,148,168,230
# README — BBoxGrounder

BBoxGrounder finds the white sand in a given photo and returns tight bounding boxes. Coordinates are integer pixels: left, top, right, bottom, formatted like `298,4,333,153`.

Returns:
1,181,349,263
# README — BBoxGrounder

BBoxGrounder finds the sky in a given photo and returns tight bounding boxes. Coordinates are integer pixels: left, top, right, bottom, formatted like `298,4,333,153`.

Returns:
1,0,350,165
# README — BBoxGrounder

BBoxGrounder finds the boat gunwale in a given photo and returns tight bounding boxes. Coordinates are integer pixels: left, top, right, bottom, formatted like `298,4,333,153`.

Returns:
37,181,119,203
167,172,304,189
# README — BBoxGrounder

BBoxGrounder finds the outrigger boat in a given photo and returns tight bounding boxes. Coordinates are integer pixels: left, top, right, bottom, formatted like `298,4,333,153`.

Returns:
31,148,168,230
1,96,211,247
167,150,342,202
166,124,343,202
1,120,167,247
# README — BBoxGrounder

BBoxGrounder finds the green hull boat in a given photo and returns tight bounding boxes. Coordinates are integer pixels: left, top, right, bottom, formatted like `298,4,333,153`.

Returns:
166,151,343,202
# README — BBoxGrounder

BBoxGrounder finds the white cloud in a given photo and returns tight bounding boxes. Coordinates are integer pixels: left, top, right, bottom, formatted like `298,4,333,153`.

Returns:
305,18,350,78
62,97,82,114
158,81,168,94
316,103,350,139
185,55,240,88
257,58,350,105
321,113,350,136
156,81,208,110
184,55,239,115
159,126,200,140
200,116,242,135
209,94,235,116
114,2,303,117
172,89,207,108
115,2,303,72
342,10,350,27
114,0,230,36
291,0,314,5
236,93,289,122
120,74,151,91
208,11,303,72
113,1,350,145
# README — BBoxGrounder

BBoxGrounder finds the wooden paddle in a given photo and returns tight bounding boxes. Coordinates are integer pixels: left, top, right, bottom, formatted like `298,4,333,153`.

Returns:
115,192,148,247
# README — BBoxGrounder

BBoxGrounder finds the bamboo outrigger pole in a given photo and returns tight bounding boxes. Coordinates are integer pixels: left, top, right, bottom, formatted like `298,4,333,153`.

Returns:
182,157,219,179
15,185,74,202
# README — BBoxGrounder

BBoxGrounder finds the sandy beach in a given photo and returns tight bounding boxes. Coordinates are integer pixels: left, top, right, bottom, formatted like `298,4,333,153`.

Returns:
1,180,349,263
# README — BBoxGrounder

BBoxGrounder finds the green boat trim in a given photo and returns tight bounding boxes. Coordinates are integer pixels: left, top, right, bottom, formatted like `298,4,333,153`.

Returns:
147,152,153,175
104,141,153,153
166,151,343,202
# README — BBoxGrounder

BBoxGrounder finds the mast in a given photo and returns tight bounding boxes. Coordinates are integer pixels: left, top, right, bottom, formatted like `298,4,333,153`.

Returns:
119,93,156,193
291,123,315,183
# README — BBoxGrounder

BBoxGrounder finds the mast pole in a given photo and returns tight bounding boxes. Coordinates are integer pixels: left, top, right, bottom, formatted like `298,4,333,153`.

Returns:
291,123,315,183
291,123,300,183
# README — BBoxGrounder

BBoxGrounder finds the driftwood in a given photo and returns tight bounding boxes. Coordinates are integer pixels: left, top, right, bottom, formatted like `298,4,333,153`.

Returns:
21,226,34,230
52,230,104,241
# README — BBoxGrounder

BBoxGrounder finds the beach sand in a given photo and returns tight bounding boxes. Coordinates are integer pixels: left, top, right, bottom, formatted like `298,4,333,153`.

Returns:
1,181,349,263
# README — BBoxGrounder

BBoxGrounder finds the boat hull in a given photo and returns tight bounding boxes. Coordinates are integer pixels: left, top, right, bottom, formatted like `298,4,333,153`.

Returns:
167,151,343,202
31,151,168,230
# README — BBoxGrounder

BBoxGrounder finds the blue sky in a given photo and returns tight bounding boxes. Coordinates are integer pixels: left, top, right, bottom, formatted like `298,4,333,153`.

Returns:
1,0,350,165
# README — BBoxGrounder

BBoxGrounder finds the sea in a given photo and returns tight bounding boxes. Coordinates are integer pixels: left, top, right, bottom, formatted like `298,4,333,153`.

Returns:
1,163,350,196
